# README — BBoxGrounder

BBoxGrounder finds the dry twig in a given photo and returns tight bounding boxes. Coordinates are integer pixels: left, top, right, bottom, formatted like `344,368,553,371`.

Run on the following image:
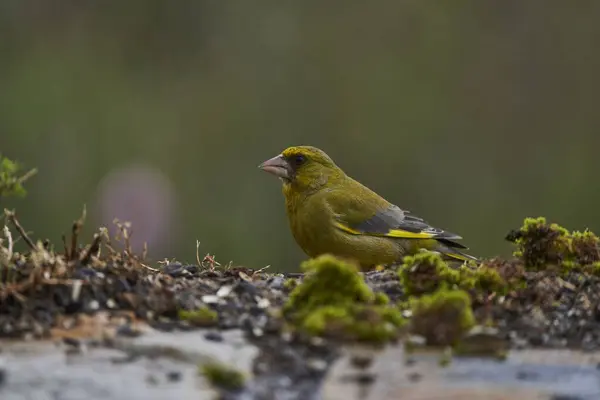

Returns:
4,209,35,249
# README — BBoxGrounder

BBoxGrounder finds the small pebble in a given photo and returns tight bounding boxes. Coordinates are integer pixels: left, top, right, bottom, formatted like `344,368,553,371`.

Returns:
116,324,142,338
350,355,373,369
62,337,81,347
252,327,264,337
348,373,375,385
201,295,220,304
0,360,6,387
267,276,285,290
183,265,199,274
257,298,270,309
516,370,538,381
307,358,328,372
73,267,98,279
217,285,233,298
163,263,183,276
204,331,224,342
166,371,182,382
407,372,422,382
146,374,159,385
404,357,416,366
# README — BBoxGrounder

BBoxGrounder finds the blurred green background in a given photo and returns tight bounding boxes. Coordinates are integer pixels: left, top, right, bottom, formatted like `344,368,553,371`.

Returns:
1,2,599,271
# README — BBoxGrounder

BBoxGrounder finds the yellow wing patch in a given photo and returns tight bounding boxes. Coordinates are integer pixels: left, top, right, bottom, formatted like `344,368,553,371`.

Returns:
333,221,361,235
381,229,438,239
333,222,437,239
445,252,478,262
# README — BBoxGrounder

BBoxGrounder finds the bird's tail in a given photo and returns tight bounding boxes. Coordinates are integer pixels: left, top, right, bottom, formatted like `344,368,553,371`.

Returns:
435,239,479,263
443,250,478,263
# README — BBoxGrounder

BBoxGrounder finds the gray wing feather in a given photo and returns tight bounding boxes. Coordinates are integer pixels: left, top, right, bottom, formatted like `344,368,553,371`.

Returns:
354,205,464,242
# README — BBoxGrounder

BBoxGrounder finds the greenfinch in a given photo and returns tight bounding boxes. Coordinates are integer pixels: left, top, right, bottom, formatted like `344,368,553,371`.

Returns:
259,145,477,269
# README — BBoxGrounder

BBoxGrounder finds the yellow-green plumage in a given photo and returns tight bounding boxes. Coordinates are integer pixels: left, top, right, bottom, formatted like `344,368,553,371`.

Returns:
259,146,477,269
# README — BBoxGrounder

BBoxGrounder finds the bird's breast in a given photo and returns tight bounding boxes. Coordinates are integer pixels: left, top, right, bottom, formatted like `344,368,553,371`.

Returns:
284,192,333,257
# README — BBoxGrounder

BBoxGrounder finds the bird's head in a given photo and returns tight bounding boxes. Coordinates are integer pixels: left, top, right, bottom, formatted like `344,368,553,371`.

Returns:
258,146,345,191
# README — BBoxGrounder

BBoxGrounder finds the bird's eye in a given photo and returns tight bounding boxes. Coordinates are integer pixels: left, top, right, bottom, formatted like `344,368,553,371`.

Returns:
293,154,306,166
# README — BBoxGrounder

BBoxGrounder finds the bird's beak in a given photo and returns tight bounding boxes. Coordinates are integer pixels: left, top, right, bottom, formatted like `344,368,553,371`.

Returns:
258,154,291,180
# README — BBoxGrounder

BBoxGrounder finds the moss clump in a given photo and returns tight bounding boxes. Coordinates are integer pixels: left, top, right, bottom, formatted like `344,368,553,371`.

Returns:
409,288,475,346
374,291,390,305
507,217,600,271
570,230,600,266
398,252,460,296
506,217,571,270
465,258,526,294
199,361,245,391
457,264,508,293
283,278,298,291
178,305,218,327
470,266,505,292
284,254,405,344
582,261,600,276
398,251,514,297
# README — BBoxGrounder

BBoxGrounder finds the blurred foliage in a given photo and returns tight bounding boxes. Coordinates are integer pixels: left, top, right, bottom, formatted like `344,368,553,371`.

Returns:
0,155,37,198
1,1,599,271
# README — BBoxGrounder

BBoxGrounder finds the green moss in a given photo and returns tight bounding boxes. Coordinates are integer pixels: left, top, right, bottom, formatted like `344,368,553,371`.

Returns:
283,278,298,291
409,288,475,347
570,230,600,266
398,251,510,297
458,264,507,293
507,217,600,272
398,252,460,296
0,155,37,198
178,306,218,327
472,266,504,291
398,252,508,302
438,351,452,367
475,258,527,291
199,361,245,391
583,261,600,276
506,217,571,270
374,291,390,305
284,254,406,345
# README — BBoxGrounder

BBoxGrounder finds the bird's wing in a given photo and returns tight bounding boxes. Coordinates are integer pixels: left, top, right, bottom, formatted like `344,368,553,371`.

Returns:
333,202,467,247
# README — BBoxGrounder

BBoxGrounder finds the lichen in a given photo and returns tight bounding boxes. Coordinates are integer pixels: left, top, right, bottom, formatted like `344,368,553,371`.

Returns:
284,254,405,345
409,288,475,347
178,305,218,327
199,360,245,391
